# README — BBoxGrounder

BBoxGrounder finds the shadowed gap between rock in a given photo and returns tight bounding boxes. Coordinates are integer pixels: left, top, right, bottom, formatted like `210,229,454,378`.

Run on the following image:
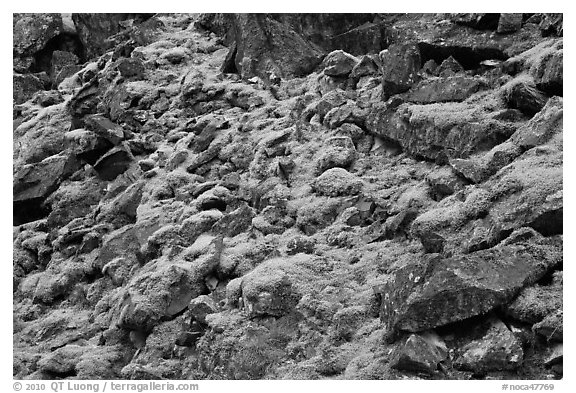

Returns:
417,42,509,70
30,32,86,74
13,198,52,226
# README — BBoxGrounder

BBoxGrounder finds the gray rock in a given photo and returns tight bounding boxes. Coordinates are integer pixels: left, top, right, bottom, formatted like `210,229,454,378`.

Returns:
391,332,447,374
315,136,357,173
454,317,523,372
376,230,561,333
313,167,363,197
323,50,359,77
497,14,524,34
93,146,134,181
504,75,549,115
405,76,487,104
380,43,421,99
189,295,217,324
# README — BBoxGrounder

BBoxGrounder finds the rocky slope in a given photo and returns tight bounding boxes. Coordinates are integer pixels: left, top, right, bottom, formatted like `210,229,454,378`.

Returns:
13,13,563,380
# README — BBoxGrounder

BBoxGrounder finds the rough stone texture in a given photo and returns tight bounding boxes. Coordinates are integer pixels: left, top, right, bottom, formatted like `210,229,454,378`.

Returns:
221,14,325,82
380,43,421,99
377,230,561,333
497,14,524,34
454,317,524,372
72,14,151,58
366,96,522,163
313,168,363,197
391,333,447,374
13,74,45,104
404,76,488,104
322,50,359,77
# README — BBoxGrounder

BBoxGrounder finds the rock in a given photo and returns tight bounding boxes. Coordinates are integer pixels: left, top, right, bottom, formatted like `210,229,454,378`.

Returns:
533,47,563,97
116,57,145,79
510,96,562,150
161,47,189,64
504,271,562,325
421,59,438,75
222,14,325,81
425,167,466,199
96,182,144,228
240,258,302,318
533,309,563,342
296,197,347,235
391,332,447,374
539,14,563,37
189,295,217,325
437,56,464,77
96,225,141,270
72,13,151,58
286,236,316,255
315,136,357,173
350,55,379,79
13,13,63,66
37,344,85,375
50,50,78,84
451,13,500,30
93,146,134,181
34,90,64,107
497,14,523,34
323,50,359,77
83,114,125,145
118,261,208,332
311,89,348,121
178,210,223,246
334,123,373,153
404,76,487,104
211,203,256,238
323,102,367,129
544,343,563,367
46,177,106,228
503,75,549,115
13,73,45,104
14,153,80,225
366,97,521,163
313,167,363,197
252,206,295,235
377,230,561,333
380,43,421,99
454,317,523,372
102,257,137,286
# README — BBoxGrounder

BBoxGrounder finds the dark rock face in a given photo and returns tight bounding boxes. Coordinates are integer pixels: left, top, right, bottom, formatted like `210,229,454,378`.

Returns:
71,13,153,59
377,230,561,333
14,153,80,225
380,43,421,99
391,333,447,374
453,317,524,372
13,73,45,104
221,14,325,81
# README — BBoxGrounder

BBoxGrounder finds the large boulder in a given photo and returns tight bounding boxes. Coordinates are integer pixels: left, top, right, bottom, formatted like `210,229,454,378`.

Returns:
14,153,80,225
376,229,562,333
404,76,488,104
71,14,152,59
366,95,523,163
117,259,211,332
221,14,325,82
13,13,64,70
380,43,421,99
